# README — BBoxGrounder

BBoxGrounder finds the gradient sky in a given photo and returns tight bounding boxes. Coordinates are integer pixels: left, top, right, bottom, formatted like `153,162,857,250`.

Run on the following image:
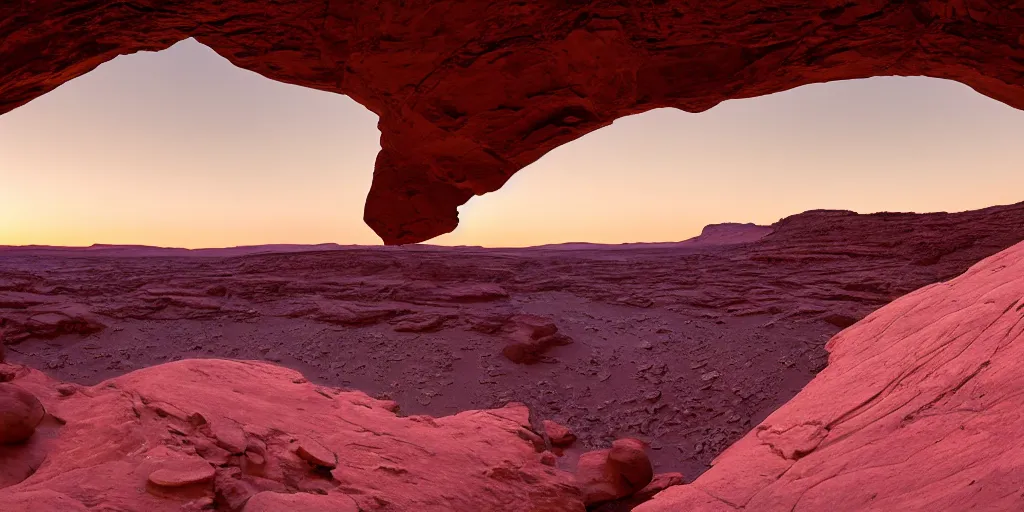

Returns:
2,38,1023,248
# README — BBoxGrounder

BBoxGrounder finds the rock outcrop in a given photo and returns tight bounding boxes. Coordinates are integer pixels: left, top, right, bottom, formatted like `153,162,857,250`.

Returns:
0,359,585,511
2,2,1023,243
637,240,1024,510
576,437,656,505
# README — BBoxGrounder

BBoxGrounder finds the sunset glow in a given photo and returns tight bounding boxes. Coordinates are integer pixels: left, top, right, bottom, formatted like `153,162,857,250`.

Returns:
2,39,1023,248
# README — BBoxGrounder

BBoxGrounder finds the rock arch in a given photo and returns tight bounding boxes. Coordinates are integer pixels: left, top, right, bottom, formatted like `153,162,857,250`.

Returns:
3,1,1022,243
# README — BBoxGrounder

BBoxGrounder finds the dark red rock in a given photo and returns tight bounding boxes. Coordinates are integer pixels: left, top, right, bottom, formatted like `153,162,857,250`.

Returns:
608,438,654,491
501,315,573,364
542,420,576,447
2,2,1023,244
822,313,860,329
592,472,685,511
0,383,44,444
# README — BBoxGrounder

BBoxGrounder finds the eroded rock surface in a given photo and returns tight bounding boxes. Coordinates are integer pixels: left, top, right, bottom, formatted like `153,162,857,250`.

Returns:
2,1,1023,243
0,359,584,511
2,204,1023,479
637,240,1024,510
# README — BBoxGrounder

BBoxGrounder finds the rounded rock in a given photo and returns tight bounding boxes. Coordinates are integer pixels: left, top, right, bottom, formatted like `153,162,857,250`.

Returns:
542,420,577,447
295,438,337,469
609,438,653,490
0,382,45,444
148,459,216,487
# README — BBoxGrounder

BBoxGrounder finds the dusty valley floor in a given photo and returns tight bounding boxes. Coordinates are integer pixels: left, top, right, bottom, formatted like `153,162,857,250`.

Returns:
3,204,1023,481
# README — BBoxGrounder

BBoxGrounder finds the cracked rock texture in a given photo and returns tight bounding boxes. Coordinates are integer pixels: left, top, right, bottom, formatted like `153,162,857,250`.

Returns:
0,358,584,511
637,239,1024,510
2,1,1023,243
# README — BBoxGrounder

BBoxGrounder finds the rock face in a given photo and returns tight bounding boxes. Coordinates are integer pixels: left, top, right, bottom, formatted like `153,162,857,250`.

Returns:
637,240,1024,511
0,359,584,511
2,2,1024,243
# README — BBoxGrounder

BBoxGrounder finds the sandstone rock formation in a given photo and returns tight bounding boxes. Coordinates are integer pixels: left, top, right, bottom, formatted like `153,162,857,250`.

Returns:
500,314,574,364
543,419,577,448
0,359,585,511
2,2,1023,243
637,240,1024,510
576,437,655,505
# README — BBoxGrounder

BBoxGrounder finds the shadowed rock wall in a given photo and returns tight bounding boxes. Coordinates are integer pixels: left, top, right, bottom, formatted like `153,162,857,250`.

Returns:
3,1,1023,243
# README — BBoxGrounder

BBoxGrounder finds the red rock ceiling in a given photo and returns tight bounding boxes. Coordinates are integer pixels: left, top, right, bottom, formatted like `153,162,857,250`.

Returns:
2,1,1023,244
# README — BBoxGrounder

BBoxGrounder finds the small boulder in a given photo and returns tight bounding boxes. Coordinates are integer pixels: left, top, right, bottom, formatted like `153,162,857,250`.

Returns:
575,438,654,506
295,438,337,469
542,420,576,447
609,438,653,489
148,459,216,487
501,315,574,364
0,382,45,444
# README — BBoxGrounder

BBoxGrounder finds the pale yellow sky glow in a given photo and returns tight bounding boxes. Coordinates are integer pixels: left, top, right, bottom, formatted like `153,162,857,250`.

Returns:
2,39,1023,248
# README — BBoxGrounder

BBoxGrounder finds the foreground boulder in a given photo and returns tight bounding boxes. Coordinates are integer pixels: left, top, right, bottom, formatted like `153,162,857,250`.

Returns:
0,359,584,511
0,383,44,444
575,438,654,505
637,240,1024,511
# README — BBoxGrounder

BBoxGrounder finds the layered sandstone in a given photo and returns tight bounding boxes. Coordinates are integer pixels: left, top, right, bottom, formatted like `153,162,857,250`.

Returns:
637,240,1024,510
0,359,585,511
2,1,1023,243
